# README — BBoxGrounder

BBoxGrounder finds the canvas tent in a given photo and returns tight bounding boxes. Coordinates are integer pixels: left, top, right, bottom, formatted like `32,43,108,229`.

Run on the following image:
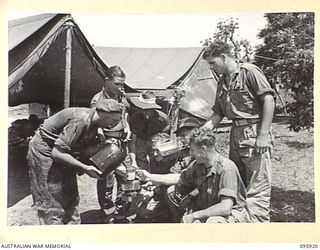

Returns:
8,14,113,112
94,47,219,120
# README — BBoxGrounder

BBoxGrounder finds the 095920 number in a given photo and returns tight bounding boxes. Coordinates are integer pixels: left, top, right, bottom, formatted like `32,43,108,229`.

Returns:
300,244,318,248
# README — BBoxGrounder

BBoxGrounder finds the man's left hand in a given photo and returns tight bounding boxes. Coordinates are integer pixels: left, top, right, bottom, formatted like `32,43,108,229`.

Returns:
255,134,271,154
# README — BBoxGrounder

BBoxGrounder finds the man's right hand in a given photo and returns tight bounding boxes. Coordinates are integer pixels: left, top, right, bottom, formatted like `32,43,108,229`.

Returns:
202,113,223,130
136,169,151,182
84,165,103,179
97,127,106,144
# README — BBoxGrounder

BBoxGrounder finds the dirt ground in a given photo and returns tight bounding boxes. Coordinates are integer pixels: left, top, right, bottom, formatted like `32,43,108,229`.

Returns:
7,121,314,225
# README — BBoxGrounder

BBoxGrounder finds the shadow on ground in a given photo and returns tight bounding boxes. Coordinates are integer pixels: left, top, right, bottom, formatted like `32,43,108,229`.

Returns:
7,144,31,207
82,186,317,224
284,141,313,150
270,186,315,222
80,209,107,224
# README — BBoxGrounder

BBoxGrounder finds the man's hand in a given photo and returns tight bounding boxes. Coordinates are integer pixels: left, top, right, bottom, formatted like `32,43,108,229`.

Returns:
136,169,151,182
128,152,139,169
123,113,132,142
97,127,106,145
202,113,223,130
256,93,274,155
123,130,132,143
255,134,271,154
83,165,103,179
182,213,195,223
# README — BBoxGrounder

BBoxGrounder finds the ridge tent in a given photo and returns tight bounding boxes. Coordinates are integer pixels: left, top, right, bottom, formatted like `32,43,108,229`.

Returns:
94,47,219,120
8,14,117,113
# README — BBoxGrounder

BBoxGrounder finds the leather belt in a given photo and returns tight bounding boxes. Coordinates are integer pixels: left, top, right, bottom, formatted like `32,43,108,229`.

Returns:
103,129,125,139
233,118,261,127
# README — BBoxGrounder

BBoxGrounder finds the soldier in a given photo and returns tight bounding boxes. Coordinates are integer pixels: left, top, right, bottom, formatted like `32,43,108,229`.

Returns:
202,40,275,222
27,99,123,225
91,65,130,218
136,128,250,223
165,117,200,222
128,91,169,173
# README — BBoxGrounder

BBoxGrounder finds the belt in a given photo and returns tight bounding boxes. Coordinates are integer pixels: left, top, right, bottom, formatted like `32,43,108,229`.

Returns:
103,129,126,139
233,118,261,127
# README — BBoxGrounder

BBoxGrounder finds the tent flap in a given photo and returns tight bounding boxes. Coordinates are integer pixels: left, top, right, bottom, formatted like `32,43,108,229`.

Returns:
8,14,113,109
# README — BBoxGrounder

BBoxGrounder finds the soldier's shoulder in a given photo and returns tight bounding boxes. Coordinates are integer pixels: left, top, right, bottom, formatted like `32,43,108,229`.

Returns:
217,157,238,174
240,62,261,72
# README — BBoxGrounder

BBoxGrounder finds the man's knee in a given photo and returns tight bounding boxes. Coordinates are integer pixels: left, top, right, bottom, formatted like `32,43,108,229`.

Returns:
206,216,227,223
167,185,175,195
37,210,64,225
164,185,175,205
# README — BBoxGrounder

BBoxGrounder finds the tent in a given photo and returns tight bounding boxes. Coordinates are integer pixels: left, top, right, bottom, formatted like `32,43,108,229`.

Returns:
94,47,219,120
9,14,114,112
8,14,219,120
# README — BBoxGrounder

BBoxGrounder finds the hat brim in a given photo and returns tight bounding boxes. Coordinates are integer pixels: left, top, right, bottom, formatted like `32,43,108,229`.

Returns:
174,124,198,133
130,96,161,109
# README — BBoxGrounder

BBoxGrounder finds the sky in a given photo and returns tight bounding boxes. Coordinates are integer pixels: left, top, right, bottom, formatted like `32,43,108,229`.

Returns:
8,12,267,48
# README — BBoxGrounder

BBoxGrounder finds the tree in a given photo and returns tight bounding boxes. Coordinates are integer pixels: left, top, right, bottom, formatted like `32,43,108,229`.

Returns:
201,17,254,61
255,13,314,131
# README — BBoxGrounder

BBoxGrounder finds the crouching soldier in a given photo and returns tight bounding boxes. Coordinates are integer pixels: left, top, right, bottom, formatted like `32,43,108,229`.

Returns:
27,99,124,225
136,128,251,223
164,117,200,222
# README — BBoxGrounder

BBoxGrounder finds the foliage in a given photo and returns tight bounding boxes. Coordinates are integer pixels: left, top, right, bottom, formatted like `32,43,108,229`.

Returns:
201,17,254,61
255,13,314,131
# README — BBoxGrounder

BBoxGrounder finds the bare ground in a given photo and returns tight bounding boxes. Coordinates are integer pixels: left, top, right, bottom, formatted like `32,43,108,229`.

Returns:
7,121,314,225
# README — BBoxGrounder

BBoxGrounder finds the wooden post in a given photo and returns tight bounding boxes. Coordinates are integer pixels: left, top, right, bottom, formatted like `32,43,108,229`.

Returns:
170,88,185,143
64,22,74,108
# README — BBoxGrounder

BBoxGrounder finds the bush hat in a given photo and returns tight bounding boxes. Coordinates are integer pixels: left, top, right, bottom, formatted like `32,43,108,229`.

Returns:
129,91,161,110
176,117,200,133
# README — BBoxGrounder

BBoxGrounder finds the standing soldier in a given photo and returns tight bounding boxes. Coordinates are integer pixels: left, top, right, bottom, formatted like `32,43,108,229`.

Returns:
91,65,130,218
202,40,275,222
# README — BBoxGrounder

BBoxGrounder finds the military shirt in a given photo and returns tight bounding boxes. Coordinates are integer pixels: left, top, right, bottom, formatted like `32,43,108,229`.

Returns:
129,109,168,140
169,148,194,174
213,63,274,120
179,156,247,211
91,88,130,109
40,107,97,153
91,88,111,108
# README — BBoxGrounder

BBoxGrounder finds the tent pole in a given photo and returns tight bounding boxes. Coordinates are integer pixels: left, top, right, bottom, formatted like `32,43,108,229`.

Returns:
64,22,74,108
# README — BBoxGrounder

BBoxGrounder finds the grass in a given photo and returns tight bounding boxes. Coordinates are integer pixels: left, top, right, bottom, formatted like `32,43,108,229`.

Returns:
214,121,315,222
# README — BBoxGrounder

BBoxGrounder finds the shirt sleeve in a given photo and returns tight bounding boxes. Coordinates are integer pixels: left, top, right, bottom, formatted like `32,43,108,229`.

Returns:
211,83,224,117
90,93,101,108
156,110,169,132
179,162,197,187
54,121,88,152
129,111,144,135
218,169,238,200
245,65,274,96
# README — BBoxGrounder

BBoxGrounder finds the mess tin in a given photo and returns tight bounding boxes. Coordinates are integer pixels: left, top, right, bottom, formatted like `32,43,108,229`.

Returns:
89,143,126,175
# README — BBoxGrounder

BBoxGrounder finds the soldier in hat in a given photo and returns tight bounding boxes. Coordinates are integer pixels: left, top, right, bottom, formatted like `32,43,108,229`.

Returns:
160,117,200,222
128,91,169,173
27,99,123,225
169,117,201,173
